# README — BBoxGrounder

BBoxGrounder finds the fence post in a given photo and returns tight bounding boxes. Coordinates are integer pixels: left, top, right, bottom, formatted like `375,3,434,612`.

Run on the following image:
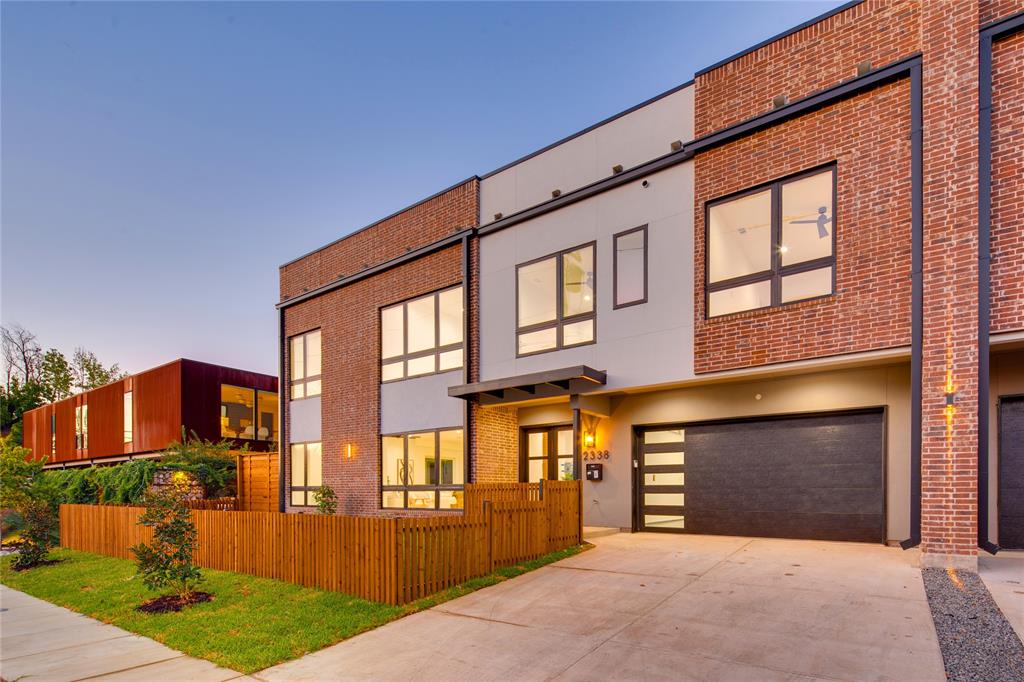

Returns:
484,500,493,573
538,478,544,501
577,480,583,544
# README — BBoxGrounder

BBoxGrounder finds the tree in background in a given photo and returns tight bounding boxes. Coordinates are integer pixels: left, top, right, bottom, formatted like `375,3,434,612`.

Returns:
0,379,46,444
39,349,73,402
71,347,125,392
1,324,42,391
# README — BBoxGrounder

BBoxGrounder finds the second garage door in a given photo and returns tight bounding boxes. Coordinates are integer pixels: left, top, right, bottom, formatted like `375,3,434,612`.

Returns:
636,409,885,543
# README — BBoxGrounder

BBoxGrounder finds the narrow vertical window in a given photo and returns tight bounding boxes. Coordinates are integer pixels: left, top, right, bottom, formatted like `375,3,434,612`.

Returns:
257,390,278,441
290,442,323,506
123,391,133,444
614,225,648,308
289,329,322,399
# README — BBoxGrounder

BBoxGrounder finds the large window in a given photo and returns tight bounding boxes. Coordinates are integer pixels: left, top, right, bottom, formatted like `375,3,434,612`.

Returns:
220,385,276,441
123,391,133,444
74,404,88,450
516,243,595,355
290,329,321,399
290,442,322,507
706,166,835,318
614,225,647,308
381,428,464,510
380,286,463,382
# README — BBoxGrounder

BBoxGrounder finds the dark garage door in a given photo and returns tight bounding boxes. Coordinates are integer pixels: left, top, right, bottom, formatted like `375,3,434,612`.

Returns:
999,397,1024,550
636,409,885,543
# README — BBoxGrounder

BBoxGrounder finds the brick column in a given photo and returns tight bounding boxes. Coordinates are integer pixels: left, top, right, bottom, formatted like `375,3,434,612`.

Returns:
919,0,981,569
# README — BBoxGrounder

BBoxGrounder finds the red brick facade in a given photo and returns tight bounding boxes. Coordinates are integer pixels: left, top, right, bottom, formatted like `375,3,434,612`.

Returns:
693,81,912,373
991,30,1024,334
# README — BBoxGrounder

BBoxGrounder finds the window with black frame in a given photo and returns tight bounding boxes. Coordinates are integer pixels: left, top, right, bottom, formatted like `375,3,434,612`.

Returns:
516,243,595,355
381,428,464,510
706,166,835,318
290,442,322,507
380,286,463,382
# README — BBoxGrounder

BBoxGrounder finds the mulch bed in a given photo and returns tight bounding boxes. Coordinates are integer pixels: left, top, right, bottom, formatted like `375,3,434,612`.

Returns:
922,567,1024,681
136,591,213,614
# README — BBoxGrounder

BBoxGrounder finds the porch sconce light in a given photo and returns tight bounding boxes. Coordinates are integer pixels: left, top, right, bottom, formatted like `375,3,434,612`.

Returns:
583,431,596,449
945,392,956,407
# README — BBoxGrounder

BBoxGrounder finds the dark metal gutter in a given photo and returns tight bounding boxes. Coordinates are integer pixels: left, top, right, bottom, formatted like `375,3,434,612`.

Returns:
277,307,286,513
977,9,1024,554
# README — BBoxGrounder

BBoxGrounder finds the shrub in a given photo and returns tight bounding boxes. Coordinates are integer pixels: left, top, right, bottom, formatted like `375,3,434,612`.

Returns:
313,485,337,515
130,486,203,600
160,430,240,498
1,435,58,568
11,498,58,570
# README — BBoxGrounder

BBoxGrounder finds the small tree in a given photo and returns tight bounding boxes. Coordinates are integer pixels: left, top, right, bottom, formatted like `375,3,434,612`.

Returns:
313,484,337,515
1,436,58,569
11,499,59,569
130,486,202,602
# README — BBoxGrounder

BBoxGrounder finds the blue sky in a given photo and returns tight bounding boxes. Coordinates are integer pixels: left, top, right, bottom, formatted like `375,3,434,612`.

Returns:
2,1,841,377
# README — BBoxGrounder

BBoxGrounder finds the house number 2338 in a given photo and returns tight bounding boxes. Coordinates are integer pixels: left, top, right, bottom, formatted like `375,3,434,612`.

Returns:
583,450,610,461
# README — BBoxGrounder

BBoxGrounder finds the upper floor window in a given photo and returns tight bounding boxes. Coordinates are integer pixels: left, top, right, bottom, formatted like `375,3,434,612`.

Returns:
290,329,321,399
614,226,647,308
706,166,835,318
221,384,277,441
516,243,595,356
74,404,88,450
123,391,133,444
381,286,463,382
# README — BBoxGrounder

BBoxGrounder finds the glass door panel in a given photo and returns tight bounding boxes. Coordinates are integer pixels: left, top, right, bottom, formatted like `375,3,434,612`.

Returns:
526,431,548,483
638,427,685,532
522,425,576,482
555,427,575,481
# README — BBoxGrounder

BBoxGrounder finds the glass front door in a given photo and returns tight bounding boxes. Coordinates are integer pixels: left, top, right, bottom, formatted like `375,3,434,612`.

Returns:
637,427,686,531
523,426,576,482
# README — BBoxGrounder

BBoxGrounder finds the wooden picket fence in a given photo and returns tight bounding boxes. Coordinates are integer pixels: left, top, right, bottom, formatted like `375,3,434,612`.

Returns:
186,497,237,511
59,480,581,605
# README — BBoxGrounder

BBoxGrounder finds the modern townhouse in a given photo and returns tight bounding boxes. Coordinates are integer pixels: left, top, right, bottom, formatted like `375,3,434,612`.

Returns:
23,359,279,466
278,0,1024,569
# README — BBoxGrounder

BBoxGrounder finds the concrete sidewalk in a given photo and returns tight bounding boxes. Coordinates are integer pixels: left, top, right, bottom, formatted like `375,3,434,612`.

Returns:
980,551,1024,642
0,585,250,682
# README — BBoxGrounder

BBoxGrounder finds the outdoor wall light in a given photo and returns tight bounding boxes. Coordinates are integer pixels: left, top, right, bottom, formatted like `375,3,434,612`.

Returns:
344,443,354,460
583,431,596,448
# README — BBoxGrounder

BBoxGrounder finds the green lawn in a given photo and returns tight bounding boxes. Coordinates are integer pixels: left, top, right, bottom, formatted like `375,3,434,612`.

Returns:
0,544,584,673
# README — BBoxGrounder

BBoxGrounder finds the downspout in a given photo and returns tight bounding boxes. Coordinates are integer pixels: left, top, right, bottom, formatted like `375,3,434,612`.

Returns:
461,231,472,483
901,63,923,550
278,306,286,513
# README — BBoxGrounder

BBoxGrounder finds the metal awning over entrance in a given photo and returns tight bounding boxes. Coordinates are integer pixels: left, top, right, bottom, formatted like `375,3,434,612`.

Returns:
448,365,606,405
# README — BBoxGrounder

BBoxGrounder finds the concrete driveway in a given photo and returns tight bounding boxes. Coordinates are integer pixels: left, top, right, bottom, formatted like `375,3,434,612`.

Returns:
256,533,945,681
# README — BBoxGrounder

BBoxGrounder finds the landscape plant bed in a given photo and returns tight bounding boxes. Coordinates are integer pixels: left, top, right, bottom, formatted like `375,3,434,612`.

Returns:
137,590,213,614
0,545,586,673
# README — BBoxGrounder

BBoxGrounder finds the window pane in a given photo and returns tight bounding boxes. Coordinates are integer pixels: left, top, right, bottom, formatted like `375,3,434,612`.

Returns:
645,515,685,529
439,429,464,485
556,429,573,456
381,305,404,359
562,245,595,317
291,444,306,487
306,443,323,487
407,432,434,485
382,491,405,508
306,330,322,377
407,491,436,509
221,385,255,439
708,189,771,282
644,429,684,444
562,319,594,347
708,280,771,317
528,458,547,482
645,472,684,486
123,391,133,444
518,258,557,327
290,336,304,380
292,491,307,506
781,170,834,266
406,355,434,377
439,490,463,510
257,391,278,441
556,457,575,481
382,436,405,486
615,230,646,305
381,361,404,382
527,431,547,458
406,296,436,353
645,451,684,466
438,288,463,346
518,327,557,355
306,379,322,397
291,383,305,400
438,349,463,371
781,266,832,303
645,492,685,507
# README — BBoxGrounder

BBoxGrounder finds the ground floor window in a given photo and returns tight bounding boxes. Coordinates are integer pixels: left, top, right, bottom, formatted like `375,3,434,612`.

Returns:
290,442,323,506
381,428,464,510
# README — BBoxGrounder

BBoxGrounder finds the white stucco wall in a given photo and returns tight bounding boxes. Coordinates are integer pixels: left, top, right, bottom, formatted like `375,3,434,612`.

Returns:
481,85,694,221
380,370,464,434
478,162,695,390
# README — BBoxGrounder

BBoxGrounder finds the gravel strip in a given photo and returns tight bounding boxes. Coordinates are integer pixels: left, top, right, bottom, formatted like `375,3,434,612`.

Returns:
923,567,1024,681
